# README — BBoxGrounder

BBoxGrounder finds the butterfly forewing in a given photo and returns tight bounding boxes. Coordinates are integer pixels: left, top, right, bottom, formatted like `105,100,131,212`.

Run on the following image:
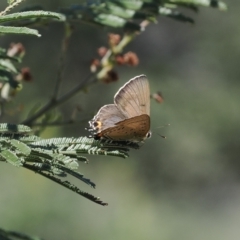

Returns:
114,75,150,118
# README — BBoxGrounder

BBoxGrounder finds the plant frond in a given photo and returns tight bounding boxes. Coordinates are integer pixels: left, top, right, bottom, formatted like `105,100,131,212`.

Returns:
0,6,66,36
0,124,140,205
0,10,65,24
58,0,227,31
168,0,227,10
3,0,226,31
0,134,41,143
23,163,108,206
0,226,43,240
0,123,32,133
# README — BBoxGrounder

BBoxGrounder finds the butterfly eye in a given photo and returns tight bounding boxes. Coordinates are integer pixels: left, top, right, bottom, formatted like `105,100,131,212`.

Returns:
146,131,152,139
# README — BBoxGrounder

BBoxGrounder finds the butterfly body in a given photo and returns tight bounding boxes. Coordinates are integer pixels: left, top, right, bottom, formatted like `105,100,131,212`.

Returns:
88,75,151,143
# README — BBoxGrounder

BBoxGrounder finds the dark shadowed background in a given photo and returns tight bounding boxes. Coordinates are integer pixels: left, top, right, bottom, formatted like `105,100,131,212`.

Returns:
0,1,239,240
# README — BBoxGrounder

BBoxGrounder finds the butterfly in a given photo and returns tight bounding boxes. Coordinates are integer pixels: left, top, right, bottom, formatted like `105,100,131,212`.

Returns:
88,75,151,142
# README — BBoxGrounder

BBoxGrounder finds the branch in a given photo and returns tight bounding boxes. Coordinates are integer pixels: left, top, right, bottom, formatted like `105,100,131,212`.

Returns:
21,73,97,126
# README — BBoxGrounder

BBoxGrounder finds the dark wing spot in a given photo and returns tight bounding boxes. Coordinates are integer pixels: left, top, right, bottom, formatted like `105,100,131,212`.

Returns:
93,122,99,127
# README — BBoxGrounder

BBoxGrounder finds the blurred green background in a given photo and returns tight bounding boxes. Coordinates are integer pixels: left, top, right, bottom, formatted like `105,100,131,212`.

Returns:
1,0,240,240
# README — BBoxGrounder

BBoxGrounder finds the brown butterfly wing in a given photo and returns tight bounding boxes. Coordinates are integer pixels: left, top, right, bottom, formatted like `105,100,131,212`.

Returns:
89,104,126,135
98,114,150,142
114,75,150,118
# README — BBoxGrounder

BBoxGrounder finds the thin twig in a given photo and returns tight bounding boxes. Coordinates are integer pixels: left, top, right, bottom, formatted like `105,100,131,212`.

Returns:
52,23,72,100
0,0,26,16
21,73,96,126
0,100,5,119
30,118,90,127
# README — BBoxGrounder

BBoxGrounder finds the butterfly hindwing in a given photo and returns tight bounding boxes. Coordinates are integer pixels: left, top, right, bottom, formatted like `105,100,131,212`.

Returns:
89,104,126,134
98,114,150,141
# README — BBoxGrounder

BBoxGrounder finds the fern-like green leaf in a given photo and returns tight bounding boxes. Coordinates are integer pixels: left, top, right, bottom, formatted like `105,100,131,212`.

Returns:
0,227,43,240
0,123,138,204
4,0,226,31
0,123,32,133
0,25,41,36
0,149,22,166
23,163,108,206
168,0,227,10
0,10,66,24
10,139,31,156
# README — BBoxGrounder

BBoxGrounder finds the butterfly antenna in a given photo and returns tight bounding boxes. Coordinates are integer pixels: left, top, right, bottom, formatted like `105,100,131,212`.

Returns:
157,133,166,139
156,124,169,139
